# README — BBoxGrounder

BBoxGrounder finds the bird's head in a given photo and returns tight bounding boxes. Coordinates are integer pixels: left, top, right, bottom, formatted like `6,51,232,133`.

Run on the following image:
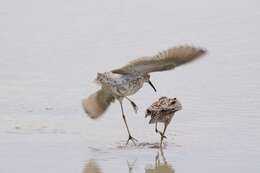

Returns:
95,72,106,84
145,108,152,118
169,97,182,112
143,73,157,92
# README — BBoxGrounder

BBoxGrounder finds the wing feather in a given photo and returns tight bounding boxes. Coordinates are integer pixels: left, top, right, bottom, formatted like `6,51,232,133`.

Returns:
112,45,207,74
82,88,114,119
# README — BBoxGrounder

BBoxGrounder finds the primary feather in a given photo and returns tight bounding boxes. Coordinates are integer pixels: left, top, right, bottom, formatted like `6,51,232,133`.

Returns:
112,45,206,74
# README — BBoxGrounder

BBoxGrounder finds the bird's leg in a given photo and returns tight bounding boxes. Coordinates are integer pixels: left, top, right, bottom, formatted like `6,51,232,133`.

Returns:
159,123,168,147
155,121,159,133
155,121,167,147
125,97,138,113
119,100,138,145
155,121,166,138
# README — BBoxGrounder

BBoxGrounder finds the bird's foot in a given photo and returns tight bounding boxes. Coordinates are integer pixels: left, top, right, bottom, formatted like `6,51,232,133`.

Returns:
158,131,167,139
159,132,167,148
126,135,138,145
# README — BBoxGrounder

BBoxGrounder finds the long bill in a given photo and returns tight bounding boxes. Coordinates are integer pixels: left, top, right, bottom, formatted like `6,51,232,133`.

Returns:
148,80,157,92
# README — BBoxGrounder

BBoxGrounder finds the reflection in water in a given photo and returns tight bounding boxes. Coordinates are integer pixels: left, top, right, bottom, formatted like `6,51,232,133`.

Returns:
127,159,137,173
84,149,174,173
83,160,102,173
145,149,175,173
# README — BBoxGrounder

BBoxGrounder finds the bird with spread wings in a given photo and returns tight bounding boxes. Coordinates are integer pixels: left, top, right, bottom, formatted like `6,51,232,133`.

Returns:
82,45,207,144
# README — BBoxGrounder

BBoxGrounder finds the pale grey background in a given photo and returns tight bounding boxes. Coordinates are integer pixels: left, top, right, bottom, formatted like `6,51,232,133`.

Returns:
0,0,260,173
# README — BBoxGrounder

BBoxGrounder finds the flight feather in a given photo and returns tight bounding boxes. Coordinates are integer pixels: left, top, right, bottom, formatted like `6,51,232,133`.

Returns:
112,45,206,74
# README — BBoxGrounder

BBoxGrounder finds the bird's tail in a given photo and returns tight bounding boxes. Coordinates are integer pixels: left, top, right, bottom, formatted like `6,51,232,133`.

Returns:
82,88,114,119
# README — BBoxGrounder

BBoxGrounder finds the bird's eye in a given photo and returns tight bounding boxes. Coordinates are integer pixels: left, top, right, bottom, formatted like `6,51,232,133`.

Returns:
170,100,176,105
174,98,176,100
146,110,151,114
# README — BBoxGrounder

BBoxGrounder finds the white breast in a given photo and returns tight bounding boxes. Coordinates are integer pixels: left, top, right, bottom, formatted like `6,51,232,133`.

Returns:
104,73,145,97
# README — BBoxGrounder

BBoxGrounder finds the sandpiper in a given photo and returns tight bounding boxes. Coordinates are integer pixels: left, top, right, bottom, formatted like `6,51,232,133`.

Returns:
82,45,206,145
145,97,182,147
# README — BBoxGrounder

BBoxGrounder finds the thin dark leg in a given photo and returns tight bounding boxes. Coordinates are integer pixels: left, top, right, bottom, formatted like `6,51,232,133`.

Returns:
155,121,166,145
160,123,168,147
119,100,138,145
125,97,138,113
155,121,158,133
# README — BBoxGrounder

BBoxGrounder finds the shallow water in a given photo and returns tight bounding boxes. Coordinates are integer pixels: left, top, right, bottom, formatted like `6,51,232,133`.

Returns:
1,0,260,172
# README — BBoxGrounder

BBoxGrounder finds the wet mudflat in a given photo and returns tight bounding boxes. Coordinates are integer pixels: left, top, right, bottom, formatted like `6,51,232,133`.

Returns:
1,0,260,172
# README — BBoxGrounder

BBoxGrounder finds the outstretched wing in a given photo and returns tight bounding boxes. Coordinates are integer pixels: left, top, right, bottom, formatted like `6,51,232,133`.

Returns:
82,88,114,119
112,45,207,74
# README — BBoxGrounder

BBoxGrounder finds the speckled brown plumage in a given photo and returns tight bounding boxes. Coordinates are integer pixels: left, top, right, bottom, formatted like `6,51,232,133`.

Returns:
82,45,206,145
146,97,182,147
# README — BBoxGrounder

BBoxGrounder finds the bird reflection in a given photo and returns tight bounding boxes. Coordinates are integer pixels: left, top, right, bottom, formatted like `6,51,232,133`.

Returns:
145,148,175,173
83,160,102,173
127,159,137,173
83,149,174,173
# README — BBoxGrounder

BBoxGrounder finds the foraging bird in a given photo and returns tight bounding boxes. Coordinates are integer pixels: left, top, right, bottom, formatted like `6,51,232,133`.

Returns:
82,45,206,145
145,97,182,147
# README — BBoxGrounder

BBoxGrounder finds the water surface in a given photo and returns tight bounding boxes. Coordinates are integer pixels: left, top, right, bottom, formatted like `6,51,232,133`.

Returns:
1,0,260,172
